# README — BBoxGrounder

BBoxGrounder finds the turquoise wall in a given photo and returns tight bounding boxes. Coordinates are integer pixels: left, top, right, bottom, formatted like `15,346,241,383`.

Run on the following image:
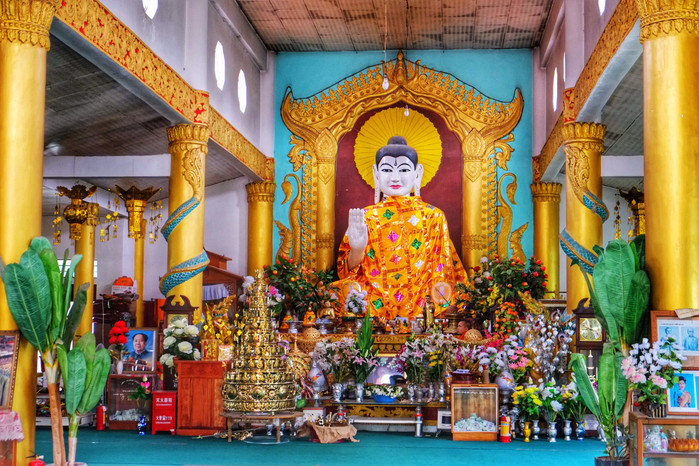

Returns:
273,49,533,266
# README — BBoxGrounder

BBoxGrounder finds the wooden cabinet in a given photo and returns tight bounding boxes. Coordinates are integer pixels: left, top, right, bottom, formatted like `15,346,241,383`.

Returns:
107,374,155,430
175,360,227,436
629,411,699,465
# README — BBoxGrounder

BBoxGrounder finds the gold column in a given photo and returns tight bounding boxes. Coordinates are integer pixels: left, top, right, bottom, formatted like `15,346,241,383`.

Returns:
635,0,699,310
0,0,56,461
164,124,209,308
531,182,562,298
562,123,605,312
116,186,160,326
75,202,99,338
315,130,337,270
461,154,488,271
246,181,275,275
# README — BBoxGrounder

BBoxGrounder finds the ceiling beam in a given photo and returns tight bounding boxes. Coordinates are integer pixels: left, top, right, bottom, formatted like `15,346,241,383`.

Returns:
43,155,171,179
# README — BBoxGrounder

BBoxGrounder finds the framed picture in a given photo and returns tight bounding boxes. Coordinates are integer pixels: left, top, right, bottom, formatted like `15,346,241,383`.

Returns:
651,310,699,369
667,370,699,415
122,327,157,373
0,331,20,409
165,312,190,327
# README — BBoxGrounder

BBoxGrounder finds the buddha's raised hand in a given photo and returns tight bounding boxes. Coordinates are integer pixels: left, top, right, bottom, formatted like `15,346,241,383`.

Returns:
347,208,368,269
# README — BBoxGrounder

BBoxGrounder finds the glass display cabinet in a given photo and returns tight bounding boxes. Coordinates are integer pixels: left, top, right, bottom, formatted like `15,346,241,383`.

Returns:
629,411,699,465
451,383,499,441
107,374,155,430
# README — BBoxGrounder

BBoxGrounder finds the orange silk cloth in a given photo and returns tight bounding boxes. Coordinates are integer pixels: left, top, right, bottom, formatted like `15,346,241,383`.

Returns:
336,196,466,320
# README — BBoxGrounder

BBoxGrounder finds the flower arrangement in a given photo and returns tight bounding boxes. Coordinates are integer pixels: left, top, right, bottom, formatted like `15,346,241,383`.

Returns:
622,337,685,406
448,344,483,373
392,335,427,384
368,385,404,399
108,320,129,361
455,255,549,321
345,287,368,316
560,380,586,421
538,380,564,422
351,312,379,383
239,275,285,316
312,337,355,383
159,319,202,369
492,301,519,340
261,255,339,319
475,335,531,383
422,333,456,383
511,384,542,421
525,310,575,383
128,375,152,401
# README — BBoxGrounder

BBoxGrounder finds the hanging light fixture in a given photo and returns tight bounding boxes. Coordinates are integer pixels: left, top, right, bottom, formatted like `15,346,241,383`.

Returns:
404,104,410,117
382,0,389,90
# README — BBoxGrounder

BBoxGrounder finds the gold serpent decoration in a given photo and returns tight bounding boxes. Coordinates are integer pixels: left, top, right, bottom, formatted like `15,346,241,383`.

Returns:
496,173,516,259
280,173,302,261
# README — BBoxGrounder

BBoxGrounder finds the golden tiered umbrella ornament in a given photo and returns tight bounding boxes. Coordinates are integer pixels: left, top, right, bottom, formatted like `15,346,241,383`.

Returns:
221,270,296,413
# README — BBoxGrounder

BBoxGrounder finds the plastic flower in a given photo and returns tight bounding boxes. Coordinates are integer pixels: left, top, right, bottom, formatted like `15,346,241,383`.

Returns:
622,337,685,405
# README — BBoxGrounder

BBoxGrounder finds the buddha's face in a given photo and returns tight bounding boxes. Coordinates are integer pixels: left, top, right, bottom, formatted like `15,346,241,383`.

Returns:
373,155,423,198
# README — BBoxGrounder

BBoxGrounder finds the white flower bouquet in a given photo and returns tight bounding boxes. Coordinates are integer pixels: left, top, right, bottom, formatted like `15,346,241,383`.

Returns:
159,319,202,369
368,384,404,400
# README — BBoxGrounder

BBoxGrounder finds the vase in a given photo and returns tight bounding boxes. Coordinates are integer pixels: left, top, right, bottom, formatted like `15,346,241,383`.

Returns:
438,382,446,403
524,421,532,442
428,383,435,400
563,419,572,441
116,360,124,375
332,382,344,402
407,384,416,403
495,369,515,392
308,360,327,395
531,419,540,440
355,382,365,402
576,420,585,440
547,420,557,442
137,414,147,435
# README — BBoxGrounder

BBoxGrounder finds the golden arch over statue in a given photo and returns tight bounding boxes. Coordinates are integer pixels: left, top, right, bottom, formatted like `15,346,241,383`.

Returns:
280,51,523,272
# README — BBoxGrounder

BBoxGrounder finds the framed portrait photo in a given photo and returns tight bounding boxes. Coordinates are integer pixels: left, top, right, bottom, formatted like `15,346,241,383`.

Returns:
0,331,20,409
651,310,699,369
122,327,157,373
667,370,699,415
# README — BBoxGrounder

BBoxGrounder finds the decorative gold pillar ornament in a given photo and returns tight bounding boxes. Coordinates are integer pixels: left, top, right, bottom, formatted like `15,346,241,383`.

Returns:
559,122,606,314
116,185,161,326
619,187,645,238
221,269,296,413
246,181,275,275
75,202,99,338
531,182,562,298
635,0,699,310
0,0,57,461
161,124,210,310
57,184,97,240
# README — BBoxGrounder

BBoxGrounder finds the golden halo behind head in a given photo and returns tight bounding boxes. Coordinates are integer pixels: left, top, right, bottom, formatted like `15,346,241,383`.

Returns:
354,107,442,189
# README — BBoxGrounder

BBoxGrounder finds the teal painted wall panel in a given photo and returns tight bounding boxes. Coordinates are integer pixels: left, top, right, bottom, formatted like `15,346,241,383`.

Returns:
273,49,534,267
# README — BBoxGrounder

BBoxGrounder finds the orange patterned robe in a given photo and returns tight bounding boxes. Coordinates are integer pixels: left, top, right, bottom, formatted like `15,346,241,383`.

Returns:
336,196,466,321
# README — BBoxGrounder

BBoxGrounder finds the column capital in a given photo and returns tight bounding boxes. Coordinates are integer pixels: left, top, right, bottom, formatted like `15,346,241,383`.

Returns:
530,182,562,202
246,181,275,203
167,123,209,145
0,0,56,50
635,0,699,43
561,122,606,142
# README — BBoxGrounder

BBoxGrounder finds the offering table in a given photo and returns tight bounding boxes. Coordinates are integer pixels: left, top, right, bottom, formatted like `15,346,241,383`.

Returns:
327,400,445,437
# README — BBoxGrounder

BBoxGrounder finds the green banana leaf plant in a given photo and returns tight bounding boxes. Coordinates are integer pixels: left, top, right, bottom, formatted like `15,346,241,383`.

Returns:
59,333,111,466
569,236,650,460
570,348,628,459
0,237,89,466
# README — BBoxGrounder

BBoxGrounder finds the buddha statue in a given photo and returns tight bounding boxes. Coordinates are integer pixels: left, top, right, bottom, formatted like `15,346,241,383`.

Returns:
335,136,466,321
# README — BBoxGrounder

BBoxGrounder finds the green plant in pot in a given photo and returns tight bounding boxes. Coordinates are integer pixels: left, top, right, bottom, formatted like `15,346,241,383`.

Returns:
0,237,109,466
569,236,650,465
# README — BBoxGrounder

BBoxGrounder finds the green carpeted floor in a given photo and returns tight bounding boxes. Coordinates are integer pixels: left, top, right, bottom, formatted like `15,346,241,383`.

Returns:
35,427,605,466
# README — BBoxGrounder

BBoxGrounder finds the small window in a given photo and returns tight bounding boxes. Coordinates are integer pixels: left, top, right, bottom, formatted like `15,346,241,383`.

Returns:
598,0,606,15
563,53,567,83
214,42,225,91
142,0,158,19
238,69,247,114
552,67,558,111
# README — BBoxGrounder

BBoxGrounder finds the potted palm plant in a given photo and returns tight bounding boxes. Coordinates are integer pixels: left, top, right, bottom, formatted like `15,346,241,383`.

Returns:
0,237,110,466
569,236,650,465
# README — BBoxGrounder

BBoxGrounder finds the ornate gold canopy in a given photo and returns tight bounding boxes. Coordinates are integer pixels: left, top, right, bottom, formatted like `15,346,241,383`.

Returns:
280,51,524,271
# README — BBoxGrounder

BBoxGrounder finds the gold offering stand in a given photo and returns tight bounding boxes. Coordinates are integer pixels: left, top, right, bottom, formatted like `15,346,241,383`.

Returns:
220,270,301,442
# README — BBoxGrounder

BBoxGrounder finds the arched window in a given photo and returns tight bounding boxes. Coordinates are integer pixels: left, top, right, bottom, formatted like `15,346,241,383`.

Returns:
142,0,158,19
214,42,226,91
552,67,558,111
238,70,247,114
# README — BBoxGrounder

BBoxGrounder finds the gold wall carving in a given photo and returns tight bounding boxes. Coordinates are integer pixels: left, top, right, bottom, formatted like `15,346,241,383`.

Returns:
281,50,523,270
636,0,699,42
278,173,302,262
562,122,606,206
535,0,638,181
55,0,266,181
0,0,56,49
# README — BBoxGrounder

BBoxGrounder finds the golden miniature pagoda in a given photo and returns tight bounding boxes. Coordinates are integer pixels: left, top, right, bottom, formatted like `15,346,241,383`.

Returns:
221,270,296,413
